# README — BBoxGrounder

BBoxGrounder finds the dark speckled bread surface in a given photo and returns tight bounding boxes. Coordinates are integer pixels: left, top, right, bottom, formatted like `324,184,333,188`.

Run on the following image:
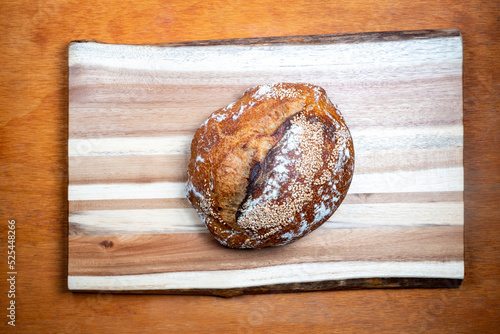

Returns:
186,83,354,248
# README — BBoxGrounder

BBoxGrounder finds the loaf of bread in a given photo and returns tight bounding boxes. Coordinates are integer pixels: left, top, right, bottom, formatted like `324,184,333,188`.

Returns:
186,83,354,248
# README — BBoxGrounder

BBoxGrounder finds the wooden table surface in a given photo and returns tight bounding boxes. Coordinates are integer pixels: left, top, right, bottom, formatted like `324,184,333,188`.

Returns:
1,0,499,332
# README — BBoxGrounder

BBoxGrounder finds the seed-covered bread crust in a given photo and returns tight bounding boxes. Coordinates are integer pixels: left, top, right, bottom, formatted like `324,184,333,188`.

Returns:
186,83,354,248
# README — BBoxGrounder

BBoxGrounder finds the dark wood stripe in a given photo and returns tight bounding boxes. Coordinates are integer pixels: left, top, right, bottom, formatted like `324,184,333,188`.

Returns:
69,155,190,184
68,225,463,276
70,29,461,48
70,277,463,297
342,191,463,204
68,191,463,211
68,198,192,211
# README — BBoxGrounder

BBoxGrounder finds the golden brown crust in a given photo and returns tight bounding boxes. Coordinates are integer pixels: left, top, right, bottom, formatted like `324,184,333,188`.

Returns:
186,83,354,248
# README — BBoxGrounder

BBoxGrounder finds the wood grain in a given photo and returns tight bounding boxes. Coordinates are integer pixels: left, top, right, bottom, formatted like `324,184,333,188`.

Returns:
68,226,463,276
1,0,499,332
67,30,464,294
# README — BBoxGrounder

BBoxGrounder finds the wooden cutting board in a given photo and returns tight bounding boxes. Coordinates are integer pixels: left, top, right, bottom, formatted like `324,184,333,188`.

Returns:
67,29,464,296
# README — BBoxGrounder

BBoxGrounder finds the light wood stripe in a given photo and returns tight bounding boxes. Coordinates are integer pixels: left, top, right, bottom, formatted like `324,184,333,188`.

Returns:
68,260,464,291
69,37,461,74
69,208,205,235
68,202,463,236
328,202,463,228
68,182,185,201
67,167,464,201
68,226,463,276
350,125,463,151
68,136,192,157
348,167,463,194
67,191,464,211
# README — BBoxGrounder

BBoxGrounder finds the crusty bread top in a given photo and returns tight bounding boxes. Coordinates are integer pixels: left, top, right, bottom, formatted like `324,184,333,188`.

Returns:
186,83,354,248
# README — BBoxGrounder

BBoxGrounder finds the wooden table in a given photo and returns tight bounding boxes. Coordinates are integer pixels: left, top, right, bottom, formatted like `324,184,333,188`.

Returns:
1,0,499,332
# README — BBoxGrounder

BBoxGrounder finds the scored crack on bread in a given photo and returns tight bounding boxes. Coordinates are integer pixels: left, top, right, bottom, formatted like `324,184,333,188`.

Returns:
186,83,354,248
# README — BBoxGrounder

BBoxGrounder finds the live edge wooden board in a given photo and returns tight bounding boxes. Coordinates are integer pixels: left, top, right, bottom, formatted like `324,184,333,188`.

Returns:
67,29,464,297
